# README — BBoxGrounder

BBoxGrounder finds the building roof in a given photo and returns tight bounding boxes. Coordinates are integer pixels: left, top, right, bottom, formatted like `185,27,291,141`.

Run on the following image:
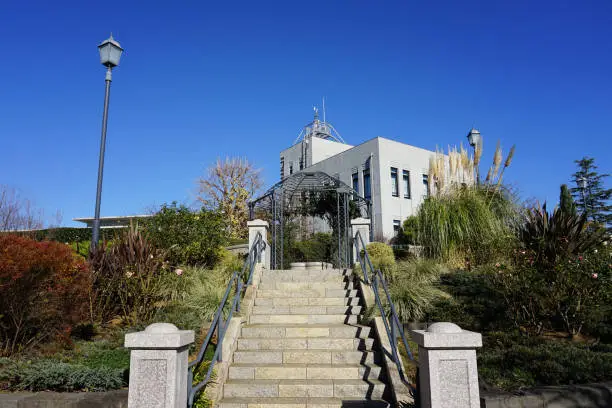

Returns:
73,214,153,229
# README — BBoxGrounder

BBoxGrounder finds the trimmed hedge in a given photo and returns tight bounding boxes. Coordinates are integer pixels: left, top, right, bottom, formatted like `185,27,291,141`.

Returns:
18,361,125,392
478,332,612,391
1,228,116,243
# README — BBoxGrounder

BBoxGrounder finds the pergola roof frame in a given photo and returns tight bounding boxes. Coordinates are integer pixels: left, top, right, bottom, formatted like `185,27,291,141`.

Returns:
249,171,371,270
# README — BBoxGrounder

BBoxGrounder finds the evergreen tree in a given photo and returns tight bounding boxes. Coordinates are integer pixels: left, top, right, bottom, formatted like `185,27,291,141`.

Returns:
559,184,576,216
570,157,611,227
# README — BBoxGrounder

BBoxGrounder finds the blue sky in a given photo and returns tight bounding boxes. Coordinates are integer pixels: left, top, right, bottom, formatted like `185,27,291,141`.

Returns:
1,0,610,226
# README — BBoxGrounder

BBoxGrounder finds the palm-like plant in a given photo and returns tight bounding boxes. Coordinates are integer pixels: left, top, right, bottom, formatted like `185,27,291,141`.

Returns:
520,202,606,266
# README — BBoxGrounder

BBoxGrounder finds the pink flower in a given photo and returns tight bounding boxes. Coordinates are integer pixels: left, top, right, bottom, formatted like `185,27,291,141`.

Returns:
495,263,501,268
592,273,598,279
175,268,183,276
578,256,583,261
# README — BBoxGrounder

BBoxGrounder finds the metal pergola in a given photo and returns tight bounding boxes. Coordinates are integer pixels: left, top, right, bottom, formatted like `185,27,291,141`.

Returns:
249,171,371,270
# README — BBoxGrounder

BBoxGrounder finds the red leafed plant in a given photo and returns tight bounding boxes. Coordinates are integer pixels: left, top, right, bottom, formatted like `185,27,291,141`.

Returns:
0,235,91,356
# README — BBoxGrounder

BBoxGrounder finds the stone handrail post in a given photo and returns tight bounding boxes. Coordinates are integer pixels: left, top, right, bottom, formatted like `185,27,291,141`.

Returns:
350,217,371,265
411,322,483,408
125,323,195,408
247,219,269,269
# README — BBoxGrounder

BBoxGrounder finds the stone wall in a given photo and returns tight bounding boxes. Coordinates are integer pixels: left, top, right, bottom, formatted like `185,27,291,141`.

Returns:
481,382,612,408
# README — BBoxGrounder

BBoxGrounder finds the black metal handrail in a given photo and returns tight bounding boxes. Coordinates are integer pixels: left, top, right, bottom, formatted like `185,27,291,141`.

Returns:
187,232,265,407
353,231,416,391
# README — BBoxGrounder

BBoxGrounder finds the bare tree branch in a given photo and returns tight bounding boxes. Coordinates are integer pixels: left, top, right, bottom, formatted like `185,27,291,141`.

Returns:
196,157,263,239
0,185,44,231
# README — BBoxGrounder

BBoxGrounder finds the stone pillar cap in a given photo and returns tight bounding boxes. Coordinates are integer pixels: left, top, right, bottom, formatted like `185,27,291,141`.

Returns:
247,219,269,227
427,322,462,333
145,323,179,333
350,217,371,225
125,323,195,349
411,322,482,349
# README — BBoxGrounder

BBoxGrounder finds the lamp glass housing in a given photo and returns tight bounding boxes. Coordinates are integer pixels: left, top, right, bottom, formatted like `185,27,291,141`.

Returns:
467,129,481,147
98,37,123,67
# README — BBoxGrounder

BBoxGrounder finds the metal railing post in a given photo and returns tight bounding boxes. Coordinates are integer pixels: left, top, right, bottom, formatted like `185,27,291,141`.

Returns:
187,231,268,406
217,317,223,362
352,231,416,394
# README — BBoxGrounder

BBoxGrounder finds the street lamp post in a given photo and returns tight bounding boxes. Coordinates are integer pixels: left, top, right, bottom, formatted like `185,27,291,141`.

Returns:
91,34,123,251
579,177,588,218
467,128,481,185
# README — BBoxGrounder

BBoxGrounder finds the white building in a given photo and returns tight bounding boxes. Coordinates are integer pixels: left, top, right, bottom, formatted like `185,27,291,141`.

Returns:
280,110,438,239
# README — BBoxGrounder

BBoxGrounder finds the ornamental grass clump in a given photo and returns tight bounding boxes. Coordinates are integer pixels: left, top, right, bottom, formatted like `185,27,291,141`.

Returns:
389,259,450,323
414,186,519,264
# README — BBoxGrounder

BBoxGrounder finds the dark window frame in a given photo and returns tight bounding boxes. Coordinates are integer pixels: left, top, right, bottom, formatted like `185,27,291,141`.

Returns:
393,219,401,236
391,167,399,197
403,170,411,199
363,168,371,200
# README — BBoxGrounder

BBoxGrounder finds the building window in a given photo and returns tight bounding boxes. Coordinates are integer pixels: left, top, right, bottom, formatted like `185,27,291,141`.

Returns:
393,220,401,236
391,167,399,197
289,163,293,175
352,172,359,193
299,158,303,170
403,170,411,199
422,174,429,197
280,157,285,179
363,169,371,200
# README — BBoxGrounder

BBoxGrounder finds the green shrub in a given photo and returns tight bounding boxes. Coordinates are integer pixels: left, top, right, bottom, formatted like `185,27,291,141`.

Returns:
144,203,228,267
492,247,612,337
292,233,334,263
400,216,418,245
69,240,91,259
0,357,20,390
17,360,124,392
32,228,93,242
426,270,509,332
74,341,130,371
478,332,612,390
216,248,243,276
366,242,396,277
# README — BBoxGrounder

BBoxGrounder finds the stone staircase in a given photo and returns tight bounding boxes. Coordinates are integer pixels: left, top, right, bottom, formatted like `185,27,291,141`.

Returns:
217,268,392,408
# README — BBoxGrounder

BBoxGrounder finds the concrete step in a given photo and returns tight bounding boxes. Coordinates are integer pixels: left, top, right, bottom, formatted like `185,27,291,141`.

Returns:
249,314,359,325
233,349,380,365
237,337,375,351
255,297,361,307
241,324,372,339
265,269,351,274
222,379,386,399
252,305,363,316
258,281,356,291
261,271,352,283
257,289,359,298
217,397,390,408
228,363,384,380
